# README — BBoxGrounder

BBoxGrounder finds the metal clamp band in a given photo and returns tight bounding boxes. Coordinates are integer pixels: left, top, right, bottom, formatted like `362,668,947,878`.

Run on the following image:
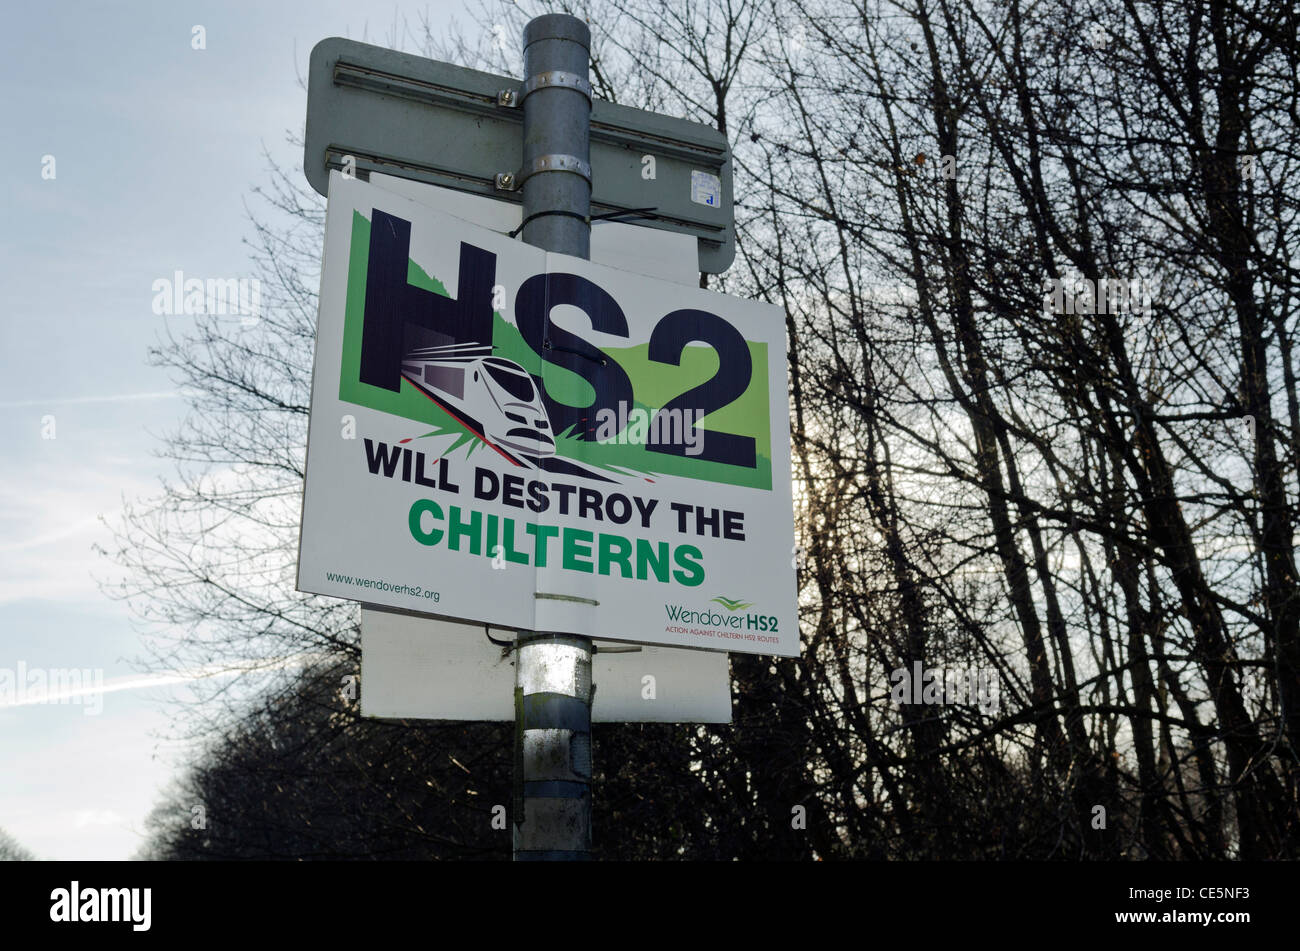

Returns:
520,694,591,732
521,69,592,103
519,153,592,184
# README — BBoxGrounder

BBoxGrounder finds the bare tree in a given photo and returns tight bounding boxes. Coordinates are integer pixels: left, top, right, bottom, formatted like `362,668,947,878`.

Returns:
0,827,34,862
118,0,1300,860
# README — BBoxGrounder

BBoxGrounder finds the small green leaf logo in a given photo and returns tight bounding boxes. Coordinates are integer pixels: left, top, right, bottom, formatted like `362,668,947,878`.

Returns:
710,596,753,612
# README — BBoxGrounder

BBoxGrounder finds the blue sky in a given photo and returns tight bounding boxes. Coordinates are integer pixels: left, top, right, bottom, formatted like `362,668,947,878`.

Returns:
0,0,482,860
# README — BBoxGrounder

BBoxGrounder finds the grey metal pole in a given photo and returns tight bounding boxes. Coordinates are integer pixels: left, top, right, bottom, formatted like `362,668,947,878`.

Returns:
512,12,594,862
519,14,592,258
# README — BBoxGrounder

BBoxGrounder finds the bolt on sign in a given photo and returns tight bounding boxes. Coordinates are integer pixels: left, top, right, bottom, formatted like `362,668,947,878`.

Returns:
297,172,798,656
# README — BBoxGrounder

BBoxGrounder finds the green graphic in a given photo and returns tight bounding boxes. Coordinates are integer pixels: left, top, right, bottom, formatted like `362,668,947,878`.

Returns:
339,210,773,488
710,596,754,612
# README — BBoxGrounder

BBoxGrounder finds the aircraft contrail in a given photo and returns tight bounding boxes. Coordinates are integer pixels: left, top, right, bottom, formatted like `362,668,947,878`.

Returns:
0,391,188,409
0,654,329,709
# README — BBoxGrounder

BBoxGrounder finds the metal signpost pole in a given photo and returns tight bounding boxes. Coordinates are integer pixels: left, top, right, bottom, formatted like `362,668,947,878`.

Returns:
511,13,594,862
301,22,763,860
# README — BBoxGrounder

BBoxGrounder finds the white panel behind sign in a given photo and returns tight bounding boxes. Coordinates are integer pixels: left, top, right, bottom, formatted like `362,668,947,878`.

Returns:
360,607,731,722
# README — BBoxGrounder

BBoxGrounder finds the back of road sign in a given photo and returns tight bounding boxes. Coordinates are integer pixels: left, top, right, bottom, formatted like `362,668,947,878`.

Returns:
361,608,732,722
304,37,735,273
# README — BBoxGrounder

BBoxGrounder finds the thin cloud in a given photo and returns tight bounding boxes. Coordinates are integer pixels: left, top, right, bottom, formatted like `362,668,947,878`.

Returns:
0,653,327,709
0,391,189,408
0,517,104,553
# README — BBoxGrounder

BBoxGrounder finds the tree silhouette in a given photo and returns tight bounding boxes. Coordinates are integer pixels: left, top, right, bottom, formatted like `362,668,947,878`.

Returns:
117,0,1300,860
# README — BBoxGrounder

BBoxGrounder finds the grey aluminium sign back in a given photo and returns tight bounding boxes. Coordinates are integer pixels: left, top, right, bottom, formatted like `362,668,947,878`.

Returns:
304,37,735,273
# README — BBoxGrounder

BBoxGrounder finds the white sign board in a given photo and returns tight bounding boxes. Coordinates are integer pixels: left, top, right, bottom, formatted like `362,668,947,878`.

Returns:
361,607,732,722
298,172,797,655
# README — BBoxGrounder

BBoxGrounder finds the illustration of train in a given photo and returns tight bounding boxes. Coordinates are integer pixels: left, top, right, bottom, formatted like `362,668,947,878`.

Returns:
401,343,556,459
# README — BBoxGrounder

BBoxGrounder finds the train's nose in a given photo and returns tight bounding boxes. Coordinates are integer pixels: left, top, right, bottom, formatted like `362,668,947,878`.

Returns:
503,428,556,458
505,403,551,431
505,427,553,444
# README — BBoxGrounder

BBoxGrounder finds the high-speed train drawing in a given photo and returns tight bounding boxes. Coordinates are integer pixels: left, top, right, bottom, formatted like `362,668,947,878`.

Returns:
401,344,556,459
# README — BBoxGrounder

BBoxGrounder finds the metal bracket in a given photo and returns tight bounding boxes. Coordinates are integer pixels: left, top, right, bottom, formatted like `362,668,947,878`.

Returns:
518,153,592,185
305,37,737,272
521,69,592,103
